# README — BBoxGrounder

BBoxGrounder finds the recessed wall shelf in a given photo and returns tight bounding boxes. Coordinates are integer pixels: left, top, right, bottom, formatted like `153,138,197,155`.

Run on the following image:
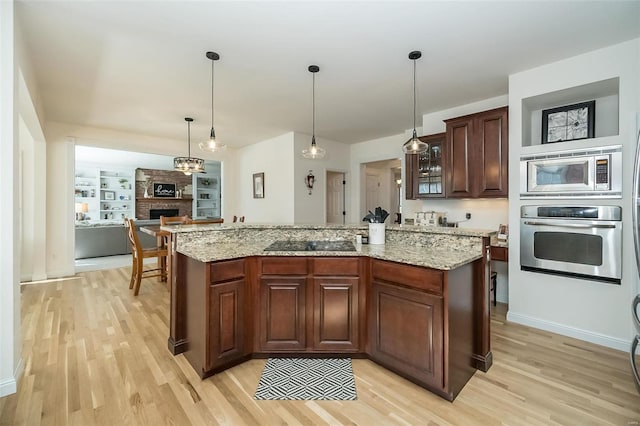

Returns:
521,77,619,148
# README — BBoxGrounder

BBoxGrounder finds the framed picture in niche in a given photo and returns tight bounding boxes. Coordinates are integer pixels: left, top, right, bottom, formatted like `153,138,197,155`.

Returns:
253,172,264,199
542,100,595,144
153,182,176,198
103,191,115,200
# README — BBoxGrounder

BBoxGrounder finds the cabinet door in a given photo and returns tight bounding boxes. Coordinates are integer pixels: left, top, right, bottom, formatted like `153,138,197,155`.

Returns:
312,277,359,351
208,279,245,370
369,281,444,389
260,277,306,351
475,107,508,197
445,117,474,198
405,133,446,200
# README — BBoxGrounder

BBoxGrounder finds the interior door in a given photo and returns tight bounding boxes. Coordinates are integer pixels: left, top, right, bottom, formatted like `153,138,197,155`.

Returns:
326,172,345,224
366,173,381,214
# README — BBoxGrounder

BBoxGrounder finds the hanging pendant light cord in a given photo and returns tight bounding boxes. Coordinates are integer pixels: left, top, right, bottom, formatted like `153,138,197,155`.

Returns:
188,120,191,157
312,71,316,143
413,58,417,133
211,60,215,129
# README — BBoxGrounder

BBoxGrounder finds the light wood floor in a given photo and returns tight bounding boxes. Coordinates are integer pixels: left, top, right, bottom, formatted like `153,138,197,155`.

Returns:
1,267,639,425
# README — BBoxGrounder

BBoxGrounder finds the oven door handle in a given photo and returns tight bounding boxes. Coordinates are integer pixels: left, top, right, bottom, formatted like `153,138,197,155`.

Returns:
523,221,616,229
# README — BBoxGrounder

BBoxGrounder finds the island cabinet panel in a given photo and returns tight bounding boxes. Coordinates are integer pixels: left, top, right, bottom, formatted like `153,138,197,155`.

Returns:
259,277,307,351
369,281,444,390
208,279,245,371
312,277,359,351
183,257,248,378
371,259,443,295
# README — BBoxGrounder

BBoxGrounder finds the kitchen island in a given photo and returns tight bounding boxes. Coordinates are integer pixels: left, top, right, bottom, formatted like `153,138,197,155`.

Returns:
164,223,494,401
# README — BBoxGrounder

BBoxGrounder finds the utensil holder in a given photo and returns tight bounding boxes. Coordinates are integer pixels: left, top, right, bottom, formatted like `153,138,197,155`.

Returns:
369,223,386,245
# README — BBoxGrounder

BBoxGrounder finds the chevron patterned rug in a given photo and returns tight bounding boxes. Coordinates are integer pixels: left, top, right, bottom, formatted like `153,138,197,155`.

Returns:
254,358,357,400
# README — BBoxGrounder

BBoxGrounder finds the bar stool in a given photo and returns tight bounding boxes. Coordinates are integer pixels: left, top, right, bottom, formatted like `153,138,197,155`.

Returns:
125,218,168,296
490,271,497,306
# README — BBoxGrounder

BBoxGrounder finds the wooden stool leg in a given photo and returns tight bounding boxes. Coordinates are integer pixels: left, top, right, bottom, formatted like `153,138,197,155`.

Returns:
129,254,137,289
133,256,144,296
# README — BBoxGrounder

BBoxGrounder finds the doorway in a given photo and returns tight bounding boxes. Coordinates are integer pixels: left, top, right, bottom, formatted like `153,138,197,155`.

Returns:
326,171,345,224
361,158,402,223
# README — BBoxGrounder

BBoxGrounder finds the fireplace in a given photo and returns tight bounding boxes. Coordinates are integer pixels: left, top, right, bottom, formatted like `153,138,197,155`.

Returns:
150,208,179,220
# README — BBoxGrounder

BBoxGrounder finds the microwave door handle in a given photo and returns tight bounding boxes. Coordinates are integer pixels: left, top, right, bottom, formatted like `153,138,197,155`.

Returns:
523,221,616,229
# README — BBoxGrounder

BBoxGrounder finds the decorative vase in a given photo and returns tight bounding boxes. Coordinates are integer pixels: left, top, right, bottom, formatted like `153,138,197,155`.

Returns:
368,223,386,245
144,188,149,198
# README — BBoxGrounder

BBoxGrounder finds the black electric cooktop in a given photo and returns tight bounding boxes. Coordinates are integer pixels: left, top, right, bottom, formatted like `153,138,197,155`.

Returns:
263,240,357,252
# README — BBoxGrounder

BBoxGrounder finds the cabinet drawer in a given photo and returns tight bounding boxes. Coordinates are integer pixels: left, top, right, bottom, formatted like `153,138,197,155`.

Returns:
371,260,443,295
261,257,307,275
490,246,508,262
211,259,245,283
312,257,359,276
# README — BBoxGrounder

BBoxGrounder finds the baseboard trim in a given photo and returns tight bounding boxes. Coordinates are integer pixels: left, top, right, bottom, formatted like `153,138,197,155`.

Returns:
0,357,22,398
507,311,630,352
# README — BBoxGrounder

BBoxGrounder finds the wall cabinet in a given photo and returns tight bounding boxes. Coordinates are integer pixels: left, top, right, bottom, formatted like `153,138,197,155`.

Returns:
405,133,446,199
445,106,509,198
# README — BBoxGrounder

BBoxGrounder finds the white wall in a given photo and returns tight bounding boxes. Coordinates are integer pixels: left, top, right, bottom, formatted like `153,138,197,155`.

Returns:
42,121,240,276
293,133,351,224
237,132,295,223
19,73,47,282
0,0,21,397
508,38,640,350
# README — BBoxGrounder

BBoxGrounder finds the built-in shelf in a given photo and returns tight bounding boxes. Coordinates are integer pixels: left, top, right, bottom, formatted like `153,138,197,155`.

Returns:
521,77,620,148
136,197,193,201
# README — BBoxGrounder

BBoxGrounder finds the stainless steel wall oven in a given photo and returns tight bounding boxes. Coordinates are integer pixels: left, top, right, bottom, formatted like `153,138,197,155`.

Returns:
520,205,622,284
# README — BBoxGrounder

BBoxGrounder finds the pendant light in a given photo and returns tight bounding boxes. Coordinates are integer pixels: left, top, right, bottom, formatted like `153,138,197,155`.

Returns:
402,50,428,154
199,51,226,152
302,65,326,159
174,117,205,175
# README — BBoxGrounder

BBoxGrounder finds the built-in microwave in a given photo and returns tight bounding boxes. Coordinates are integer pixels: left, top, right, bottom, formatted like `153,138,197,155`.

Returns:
520,145,622,198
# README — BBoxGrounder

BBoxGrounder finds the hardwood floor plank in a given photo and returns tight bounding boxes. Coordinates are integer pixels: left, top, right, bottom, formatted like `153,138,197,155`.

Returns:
0,268,638,425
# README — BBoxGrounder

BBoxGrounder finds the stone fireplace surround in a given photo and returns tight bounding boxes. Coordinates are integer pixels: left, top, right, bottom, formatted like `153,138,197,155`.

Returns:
135,168,193,220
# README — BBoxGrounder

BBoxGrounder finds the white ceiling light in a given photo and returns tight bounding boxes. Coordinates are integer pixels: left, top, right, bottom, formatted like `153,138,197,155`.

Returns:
174,117,205,175
302,65,326,160
199,51,226,153
402,51,428,154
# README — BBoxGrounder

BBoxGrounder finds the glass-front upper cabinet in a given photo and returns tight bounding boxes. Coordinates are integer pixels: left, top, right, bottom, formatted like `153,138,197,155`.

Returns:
405,133,446,199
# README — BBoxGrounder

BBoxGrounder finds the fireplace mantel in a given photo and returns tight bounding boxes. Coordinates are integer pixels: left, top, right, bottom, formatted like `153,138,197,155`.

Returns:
136,197,193,201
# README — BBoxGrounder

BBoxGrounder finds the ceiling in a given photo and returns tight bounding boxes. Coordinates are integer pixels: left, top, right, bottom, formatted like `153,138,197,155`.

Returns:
16,1,640,150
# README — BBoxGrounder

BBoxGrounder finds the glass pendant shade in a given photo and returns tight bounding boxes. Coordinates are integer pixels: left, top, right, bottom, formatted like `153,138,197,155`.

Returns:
402,50,428,155
200,51,227,153
174,117,205,175
402,129,429,154
302,136,326,159
302,65,326,159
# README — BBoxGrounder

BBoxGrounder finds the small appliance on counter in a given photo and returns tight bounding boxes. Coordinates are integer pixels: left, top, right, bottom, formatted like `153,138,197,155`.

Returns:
415,211,446,227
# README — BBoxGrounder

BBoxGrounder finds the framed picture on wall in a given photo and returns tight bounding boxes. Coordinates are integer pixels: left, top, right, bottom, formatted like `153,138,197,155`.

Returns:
541,100,595,144
153,182,176,198
253,173,265,199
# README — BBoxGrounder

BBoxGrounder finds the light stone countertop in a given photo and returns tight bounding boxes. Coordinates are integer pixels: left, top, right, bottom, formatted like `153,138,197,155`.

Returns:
163,222,496,238
170,223,493,270
177,241,482,271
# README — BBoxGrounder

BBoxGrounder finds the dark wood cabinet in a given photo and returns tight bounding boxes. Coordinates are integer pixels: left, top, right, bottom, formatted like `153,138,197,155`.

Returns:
313,277,359,351
182,257,248,378
257,257,361,352
368,258,478,401
259,276,307,351
405,133,446,199
208,279,245,370
445,106,508,198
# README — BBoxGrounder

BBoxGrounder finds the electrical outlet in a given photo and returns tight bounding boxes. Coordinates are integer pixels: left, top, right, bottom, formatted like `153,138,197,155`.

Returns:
466,212,471,220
